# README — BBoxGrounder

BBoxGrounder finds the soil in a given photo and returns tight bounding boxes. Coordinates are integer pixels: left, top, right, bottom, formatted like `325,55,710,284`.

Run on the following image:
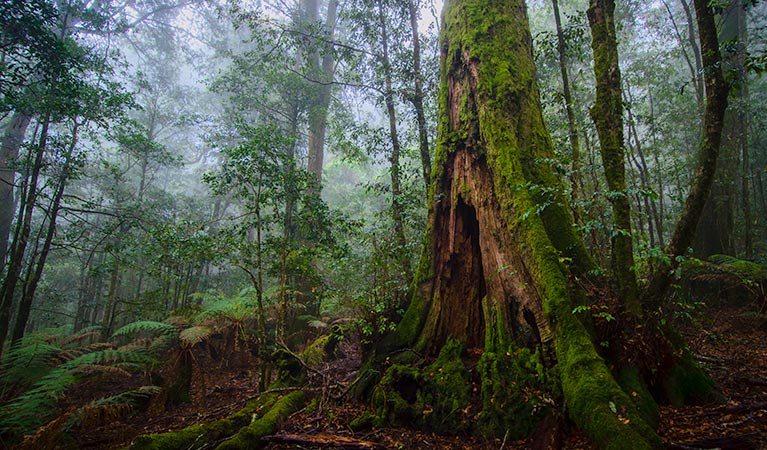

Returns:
27,304,767,449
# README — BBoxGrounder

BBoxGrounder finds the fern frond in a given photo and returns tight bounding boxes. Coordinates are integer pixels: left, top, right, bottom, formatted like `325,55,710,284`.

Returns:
195,297,256,324
118,337,154,351
61,330,101,348
50,342,116,365
179,326,214,348
1,338,62,388
92,385,162,406
73,364,132,378
62,348,151,370
112,320,177,338
14,411,72,450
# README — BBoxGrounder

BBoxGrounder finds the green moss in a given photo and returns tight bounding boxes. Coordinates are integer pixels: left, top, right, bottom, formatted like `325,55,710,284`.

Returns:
477,348,552,438
370,340,471,433
617,366,660,428
301,334,332,367
371,364,425,427
482,297,513,354
130,391,283,450
659,329,720,406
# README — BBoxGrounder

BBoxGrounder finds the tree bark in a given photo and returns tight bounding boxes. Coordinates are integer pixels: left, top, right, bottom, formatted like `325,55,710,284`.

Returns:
11,123,78,344
0,116,49,357
587,0,641,315
305,0,339,192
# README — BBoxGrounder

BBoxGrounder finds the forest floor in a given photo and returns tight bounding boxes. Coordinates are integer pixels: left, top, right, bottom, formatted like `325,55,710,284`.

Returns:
70,302,767,450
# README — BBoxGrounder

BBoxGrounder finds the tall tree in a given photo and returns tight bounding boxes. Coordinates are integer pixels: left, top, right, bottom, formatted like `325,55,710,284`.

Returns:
304,0,340,191
645,0,730,301
551,0,583,222
587,0,641,315
407,0,432,190
371,0,727,447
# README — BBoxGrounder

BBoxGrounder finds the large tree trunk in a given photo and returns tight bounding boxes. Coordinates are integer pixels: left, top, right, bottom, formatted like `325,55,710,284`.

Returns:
385,1,662,448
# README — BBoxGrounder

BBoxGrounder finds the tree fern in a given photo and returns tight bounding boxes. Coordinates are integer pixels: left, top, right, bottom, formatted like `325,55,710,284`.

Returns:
179,325,214,348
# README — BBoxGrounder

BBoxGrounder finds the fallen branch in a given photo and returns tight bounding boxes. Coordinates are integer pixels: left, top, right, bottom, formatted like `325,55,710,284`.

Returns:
261,433,385,449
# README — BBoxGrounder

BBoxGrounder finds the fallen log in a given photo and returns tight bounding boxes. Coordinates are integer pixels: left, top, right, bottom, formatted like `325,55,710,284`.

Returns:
261,433,385,449
130,390,305,450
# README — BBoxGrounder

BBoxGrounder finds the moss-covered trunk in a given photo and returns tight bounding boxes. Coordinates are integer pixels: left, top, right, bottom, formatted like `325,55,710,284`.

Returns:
384,1,661,448
587,0,640,315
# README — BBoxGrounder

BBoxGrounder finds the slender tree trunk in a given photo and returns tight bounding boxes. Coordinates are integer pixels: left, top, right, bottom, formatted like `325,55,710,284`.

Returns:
407,0,432,191
0,113,31,270
11,124,78,344
0,116,49,357
644,0,729,303
587,0,641,315
662,0,704,111
551,0,583,222
376,0,412,282
100,259,120,340
648,91,666,241
680,0,706,114
625,85,664,245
